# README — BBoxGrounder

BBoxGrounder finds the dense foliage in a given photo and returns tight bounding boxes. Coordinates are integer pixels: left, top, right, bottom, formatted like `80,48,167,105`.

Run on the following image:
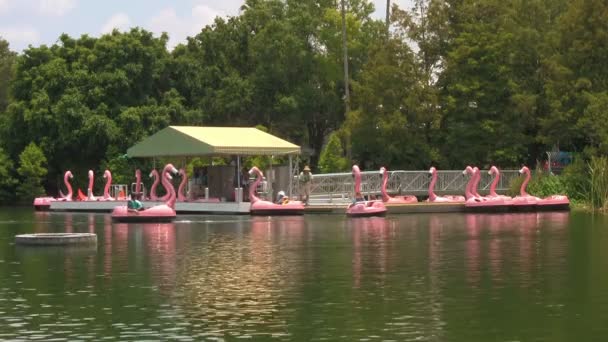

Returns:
0,0,606,204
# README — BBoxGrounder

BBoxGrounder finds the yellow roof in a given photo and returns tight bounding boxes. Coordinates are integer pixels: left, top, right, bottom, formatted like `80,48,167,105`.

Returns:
127,126,301,157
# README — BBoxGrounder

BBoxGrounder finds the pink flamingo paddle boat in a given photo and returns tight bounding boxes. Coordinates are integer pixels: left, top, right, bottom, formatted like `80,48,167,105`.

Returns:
111,164,179,222
515,166,569,211
379,167,417,204
464,166,510,212
248,166,305,215
33,170,74,210
346,165,387,217
427,167,465,203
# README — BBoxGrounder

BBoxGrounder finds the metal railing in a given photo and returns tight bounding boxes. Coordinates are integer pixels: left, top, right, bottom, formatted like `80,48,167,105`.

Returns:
293,169,521,204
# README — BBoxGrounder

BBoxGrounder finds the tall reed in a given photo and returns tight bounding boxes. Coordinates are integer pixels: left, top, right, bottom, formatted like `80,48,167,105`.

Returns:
588,156,608,210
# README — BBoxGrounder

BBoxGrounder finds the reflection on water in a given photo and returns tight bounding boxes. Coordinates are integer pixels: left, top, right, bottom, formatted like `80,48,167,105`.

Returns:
0,208,605,340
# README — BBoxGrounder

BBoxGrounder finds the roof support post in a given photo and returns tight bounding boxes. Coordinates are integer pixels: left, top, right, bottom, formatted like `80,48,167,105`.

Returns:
236,155,241,203
289,155,293,198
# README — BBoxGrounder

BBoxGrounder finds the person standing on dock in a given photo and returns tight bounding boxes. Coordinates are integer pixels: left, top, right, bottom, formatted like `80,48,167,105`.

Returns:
299,165,313,205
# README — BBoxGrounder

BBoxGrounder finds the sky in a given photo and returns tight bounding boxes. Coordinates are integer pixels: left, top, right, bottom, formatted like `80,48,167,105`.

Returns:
0,0,414,52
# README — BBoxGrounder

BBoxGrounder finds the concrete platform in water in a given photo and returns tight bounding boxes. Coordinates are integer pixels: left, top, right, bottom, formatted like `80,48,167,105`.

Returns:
50,200,251,214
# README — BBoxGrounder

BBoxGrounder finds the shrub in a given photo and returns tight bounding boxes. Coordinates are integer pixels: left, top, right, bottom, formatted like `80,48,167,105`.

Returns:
16,142,48,202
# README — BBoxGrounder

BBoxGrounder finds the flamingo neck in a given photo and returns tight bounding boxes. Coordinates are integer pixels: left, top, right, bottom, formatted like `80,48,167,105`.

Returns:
381,171,390,202
354,168,362,195
88,173,94,194
150,170,159,200
135,171,141,193
249,169,262,203
65,173,73,200
472,169,481,197
490,169,499,196
161,166,176,208
464,171,474,200
167,177,176,209
160,170,171,201
104,173,112,199
178,169,187,201
428,170,437,201
520,169,531,196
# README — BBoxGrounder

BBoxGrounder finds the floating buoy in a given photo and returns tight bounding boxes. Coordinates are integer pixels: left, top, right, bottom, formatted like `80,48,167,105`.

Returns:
15,233,97,246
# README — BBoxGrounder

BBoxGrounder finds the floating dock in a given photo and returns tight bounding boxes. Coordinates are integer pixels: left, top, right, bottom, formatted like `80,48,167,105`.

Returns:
48,200,567,215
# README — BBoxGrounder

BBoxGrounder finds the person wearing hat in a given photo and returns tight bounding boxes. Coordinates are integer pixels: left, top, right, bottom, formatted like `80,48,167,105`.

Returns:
298,165,313,205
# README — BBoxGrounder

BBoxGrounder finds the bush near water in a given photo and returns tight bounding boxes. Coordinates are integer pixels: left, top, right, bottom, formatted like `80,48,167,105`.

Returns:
0,1,607,208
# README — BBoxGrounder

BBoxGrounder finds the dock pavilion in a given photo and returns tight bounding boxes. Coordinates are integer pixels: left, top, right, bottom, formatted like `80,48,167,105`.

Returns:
126,126,302,213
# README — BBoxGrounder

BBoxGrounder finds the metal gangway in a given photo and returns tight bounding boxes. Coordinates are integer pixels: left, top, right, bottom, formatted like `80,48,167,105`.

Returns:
292,169,521,205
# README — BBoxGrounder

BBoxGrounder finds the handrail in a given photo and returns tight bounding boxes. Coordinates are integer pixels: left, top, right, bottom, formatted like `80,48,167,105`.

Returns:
292,169,521,204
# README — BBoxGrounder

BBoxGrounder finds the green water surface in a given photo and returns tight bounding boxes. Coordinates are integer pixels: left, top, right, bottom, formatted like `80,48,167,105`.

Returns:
0,208,606,341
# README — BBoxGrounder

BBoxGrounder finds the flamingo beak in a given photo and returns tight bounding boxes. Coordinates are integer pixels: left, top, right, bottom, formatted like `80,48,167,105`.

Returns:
171,167,179,175
149,172,153,178
248,170,254,175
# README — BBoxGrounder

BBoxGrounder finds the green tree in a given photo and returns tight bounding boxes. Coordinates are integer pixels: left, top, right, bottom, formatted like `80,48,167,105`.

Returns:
0,147,17,202
16,142,48,202
0,37,15,113
2,29,176,194
541,0,608,156
318,131,349,172
438,0,565,167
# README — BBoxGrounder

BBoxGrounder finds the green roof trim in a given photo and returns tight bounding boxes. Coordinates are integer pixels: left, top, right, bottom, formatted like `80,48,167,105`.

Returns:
127,126,301,157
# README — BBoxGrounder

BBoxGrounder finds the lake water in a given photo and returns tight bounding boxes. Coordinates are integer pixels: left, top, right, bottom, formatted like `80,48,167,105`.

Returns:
0,208,607,341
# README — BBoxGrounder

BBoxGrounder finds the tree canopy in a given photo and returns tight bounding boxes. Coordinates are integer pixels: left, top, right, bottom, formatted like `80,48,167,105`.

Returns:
0,0,606,202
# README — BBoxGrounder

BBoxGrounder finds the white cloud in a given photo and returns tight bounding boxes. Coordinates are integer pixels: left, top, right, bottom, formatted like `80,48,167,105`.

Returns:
38,0,77,16
0,0,11,14
148,4,224,50
101,12,131,34
0,27,41,46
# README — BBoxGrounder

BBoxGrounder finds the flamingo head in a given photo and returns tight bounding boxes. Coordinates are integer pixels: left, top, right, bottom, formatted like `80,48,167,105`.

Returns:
135,169,141,178
248,166,261,176
463,166,473,176
103,170,111,179
149,169,156,178
379,167,386,175
165,172,173,181
162,163,179,176
428,166,436,175
519,166,529,175
179,168,186,177
66,171,73,179
489,166,498,175
88,170,94,178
